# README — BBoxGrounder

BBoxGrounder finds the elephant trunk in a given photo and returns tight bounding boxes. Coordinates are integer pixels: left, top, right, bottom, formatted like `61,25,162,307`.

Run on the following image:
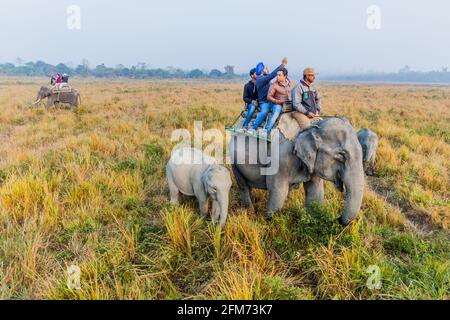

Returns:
339,162,365,225
33,93,42,105
217,193,229,227
33,87,47,105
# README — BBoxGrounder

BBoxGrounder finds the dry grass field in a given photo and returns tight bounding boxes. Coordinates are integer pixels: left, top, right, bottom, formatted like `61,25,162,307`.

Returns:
0,77,448,299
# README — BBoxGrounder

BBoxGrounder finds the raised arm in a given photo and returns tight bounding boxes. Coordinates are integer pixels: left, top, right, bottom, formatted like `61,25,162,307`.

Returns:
267,57,288,81
256,58,288,89
267,64,284,82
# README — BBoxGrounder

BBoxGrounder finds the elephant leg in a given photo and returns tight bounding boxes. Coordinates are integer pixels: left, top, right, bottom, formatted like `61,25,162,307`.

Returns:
266,177,290,220
166,168,180,205
49,96,57,109
368,157,376,176
363,161,369,175
304,175,324,207
198,197,209,217
232,165,253,211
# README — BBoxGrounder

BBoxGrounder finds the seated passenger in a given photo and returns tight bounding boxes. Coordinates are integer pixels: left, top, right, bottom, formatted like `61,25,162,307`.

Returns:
248,57,288,137
266,68,292,133
50,74,57,85
58,73,70,89
61,73,69,84
55,73,62,85
239,68,259,131
291,67,322,130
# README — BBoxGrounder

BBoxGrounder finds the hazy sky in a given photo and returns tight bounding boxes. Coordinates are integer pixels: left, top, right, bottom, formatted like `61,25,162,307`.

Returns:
0,0,449,74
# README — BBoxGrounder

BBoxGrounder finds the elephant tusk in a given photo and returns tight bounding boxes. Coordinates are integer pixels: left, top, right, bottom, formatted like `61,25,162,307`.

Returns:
32,99,41,105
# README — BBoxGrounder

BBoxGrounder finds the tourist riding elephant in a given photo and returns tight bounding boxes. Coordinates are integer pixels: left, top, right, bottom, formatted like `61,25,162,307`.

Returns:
357,128,379,176
166,147,232,227
230,117,365,225
32,86,81,110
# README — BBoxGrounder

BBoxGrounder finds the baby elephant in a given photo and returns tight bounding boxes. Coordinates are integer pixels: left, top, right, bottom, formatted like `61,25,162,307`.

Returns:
357,128,379,176
166,147,232,227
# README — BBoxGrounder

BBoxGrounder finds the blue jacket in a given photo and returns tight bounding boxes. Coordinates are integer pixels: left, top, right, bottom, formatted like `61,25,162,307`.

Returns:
255,64,285,103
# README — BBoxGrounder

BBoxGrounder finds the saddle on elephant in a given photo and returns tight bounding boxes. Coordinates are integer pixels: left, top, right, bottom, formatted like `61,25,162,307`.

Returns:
50,84,73,94
277,111,323,140
226,104,322,142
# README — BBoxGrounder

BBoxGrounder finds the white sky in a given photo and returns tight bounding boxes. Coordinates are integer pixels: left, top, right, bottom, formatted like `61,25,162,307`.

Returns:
0,0,449,74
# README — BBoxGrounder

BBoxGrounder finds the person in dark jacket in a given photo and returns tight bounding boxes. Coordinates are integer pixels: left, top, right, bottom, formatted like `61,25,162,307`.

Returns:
248,57,288,136
61,73,69,84
240,68,259,129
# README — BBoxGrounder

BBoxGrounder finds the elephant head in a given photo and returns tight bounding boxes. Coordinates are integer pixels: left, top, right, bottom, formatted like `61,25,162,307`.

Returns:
201,165,232,227
33,86,52,105
357,128,379,176
294,117,365,225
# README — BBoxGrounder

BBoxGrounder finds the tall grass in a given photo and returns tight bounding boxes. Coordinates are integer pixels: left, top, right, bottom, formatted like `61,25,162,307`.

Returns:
0,78,448,299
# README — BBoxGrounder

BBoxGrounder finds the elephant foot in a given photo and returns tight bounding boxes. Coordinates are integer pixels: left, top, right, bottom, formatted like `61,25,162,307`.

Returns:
338,216,354,226
243,204,254,213
200,211,209,218
265,212,274,222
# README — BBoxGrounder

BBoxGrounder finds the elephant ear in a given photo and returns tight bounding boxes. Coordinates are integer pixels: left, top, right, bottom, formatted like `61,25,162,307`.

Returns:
294,128,321,174
42,86,51,97
201,165,217,195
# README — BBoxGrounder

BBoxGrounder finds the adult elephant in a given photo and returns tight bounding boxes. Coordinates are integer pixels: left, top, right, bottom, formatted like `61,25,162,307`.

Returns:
32,86,81,110
230,117,365,225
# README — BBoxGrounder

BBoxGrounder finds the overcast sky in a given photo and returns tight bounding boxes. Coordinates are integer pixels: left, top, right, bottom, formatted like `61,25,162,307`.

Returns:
0,0,449,74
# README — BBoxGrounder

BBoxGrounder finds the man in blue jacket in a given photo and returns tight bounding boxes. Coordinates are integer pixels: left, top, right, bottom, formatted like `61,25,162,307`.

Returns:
248,57,288,137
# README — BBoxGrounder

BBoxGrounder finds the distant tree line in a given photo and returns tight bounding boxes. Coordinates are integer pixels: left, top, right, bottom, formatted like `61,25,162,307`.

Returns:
0,60,243,79
3,61,450,84
324,65,450,84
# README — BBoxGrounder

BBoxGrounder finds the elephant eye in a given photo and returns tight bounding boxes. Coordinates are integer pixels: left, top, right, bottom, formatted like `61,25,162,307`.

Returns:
335,150,348,162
